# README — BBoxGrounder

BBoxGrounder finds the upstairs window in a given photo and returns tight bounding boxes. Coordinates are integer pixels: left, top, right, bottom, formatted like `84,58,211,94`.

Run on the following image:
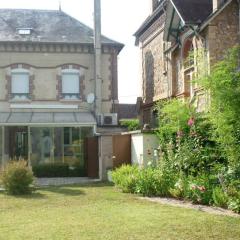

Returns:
11,69,30,100
61,69,80,100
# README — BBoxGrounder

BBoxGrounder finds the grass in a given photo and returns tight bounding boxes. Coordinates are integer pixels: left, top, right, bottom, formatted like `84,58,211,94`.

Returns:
0,183,239,240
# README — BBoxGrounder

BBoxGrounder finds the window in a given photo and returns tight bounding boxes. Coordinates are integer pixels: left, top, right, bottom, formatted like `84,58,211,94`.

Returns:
61,70,80,100
17,28,32,35
11,69,30,100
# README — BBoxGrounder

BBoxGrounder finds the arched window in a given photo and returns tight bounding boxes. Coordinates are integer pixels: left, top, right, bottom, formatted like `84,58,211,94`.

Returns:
183,39,194,68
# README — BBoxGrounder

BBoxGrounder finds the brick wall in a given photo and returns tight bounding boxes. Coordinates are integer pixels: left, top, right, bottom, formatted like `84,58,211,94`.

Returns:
208,0,239,66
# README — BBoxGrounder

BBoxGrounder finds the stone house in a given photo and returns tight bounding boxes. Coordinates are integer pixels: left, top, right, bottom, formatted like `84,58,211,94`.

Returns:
135,0,239,126
0,9,123,179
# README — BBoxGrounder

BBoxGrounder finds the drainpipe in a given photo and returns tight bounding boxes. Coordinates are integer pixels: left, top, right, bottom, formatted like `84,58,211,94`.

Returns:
238,0,240,43
94,0,102,118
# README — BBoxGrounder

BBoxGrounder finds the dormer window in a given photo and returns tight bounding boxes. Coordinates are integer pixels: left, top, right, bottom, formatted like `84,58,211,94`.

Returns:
17,28,32,35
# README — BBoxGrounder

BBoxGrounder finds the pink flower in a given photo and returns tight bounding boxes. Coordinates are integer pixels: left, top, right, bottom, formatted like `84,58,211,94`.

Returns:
188,117,195,126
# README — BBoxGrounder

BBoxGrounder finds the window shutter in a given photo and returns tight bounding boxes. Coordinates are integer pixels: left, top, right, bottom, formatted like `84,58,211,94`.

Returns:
11,73,29,94
62,73,79,94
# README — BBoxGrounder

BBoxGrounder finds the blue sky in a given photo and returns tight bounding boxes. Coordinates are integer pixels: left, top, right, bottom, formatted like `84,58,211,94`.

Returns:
0,0,150,103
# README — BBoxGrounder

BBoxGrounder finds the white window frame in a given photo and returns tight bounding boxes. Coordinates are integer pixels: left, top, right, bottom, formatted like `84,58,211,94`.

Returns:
11,68,30,100
61,69,80,100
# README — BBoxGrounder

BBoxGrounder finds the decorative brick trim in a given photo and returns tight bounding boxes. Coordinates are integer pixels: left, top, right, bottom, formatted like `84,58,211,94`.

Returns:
10,64,19,70
6,63,35,100
80,75,86,101
56,75,62,100
57,65,86,101
5,75,11,100
29,75,35,100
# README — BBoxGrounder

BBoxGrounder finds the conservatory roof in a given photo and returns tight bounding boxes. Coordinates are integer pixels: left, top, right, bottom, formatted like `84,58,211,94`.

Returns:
0,112,96,126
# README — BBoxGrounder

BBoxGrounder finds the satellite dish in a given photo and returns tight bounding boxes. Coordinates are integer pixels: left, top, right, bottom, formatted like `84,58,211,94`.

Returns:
87,93,95,104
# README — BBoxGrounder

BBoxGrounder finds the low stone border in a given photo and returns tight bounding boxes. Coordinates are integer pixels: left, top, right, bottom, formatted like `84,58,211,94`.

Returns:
139,197,240,218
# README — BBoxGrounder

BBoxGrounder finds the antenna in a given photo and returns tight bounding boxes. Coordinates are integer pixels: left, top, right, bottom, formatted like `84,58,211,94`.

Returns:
59,1,62,11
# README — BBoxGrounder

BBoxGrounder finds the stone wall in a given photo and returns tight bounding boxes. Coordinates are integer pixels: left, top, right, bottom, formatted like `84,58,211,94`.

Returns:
0,44,118,114
208,0,239,66
142,31,171,104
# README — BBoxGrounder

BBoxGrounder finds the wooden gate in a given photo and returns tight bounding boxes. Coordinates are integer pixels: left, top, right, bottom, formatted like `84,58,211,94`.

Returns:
112,134,131,168
86,137,99,178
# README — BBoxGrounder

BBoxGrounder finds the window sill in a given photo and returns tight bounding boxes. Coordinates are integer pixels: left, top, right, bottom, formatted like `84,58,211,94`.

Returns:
60,99,83,103
9,99,32,103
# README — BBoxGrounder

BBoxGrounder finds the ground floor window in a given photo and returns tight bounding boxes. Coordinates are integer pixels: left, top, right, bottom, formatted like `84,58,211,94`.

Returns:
2,126,94,177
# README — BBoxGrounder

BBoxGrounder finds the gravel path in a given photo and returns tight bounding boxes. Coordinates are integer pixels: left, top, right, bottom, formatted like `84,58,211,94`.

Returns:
139,197,240,218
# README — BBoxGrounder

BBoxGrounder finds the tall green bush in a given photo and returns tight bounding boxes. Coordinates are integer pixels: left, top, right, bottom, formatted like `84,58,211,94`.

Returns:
156,99,221,175
198,47,240,172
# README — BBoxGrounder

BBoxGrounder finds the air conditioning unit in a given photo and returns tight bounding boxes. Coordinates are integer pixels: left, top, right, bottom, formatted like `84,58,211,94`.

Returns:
98,113,118,126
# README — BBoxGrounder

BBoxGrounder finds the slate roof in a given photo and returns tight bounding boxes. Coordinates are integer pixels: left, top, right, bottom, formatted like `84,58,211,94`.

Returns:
171,0,213,24
0,9,123,48
117,104,138,120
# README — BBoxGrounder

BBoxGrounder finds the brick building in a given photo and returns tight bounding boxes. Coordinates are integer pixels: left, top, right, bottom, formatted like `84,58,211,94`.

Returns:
135,0,239,126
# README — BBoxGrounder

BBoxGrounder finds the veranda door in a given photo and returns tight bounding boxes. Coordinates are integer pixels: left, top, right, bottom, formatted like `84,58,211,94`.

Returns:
9,126,28,160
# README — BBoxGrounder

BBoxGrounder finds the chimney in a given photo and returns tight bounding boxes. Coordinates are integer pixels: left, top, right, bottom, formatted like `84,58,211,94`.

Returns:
94,0,102,115
213,0,224,12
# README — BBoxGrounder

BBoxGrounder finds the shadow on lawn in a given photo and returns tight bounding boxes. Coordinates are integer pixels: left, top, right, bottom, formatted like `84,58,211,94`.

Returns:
0,190,47,199
40,186,86,196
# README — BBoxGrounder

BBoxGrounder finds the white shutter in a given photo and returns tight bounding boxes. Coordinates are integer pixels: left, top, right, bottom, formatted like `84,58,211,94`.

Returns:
62,73,79,94
12,73,29,94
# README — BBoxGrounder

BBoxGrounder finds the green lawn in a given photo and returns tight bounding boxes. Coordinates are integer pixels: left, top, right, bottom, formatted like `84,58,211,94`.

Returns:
0,183,239,240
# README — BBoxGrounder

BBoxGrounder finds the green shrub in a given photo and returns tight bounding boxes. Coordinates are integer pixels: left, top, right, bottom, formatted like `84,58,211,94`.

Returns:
169,177,189,200
1,161,34,195
228,197,240,213
135,168,175,197
120,119,140,131
198,46,240,170
212,187,228,208
112,165,140,193
186,175,214,205
32,163,86,178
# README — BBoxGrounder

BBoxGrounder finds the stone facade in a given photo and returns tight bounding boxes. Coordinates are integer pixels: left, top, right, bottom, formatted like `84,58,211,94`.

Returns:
0,43,118,114
208,1,239,66
135,1,171,126
135,0,239,125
